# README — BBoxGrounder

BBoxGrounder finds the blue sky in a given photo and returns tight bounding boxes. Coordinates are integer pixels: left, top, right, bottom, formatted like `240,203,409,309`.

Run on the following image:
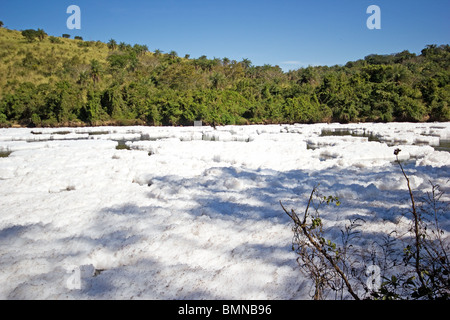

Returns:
1,0,449,71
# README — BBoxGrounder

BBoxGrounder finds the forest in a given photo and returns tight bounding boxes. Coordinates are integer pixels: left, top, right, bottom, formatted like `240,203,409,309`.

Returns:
0,25,449,127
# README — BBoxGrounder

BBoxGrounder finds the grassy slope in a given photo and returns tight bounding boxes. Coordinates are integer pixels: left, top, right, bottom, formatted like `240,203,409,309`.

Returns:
0,28,110,100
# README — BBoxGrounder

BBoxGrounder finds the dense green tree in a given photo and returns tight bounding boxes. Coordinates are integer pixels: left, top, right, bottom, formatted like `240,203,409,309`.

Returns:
123,80,155,121
108,52,131,71
1,82,37,120
80,89,106,123
158,63,202,90
21,29,38,42
42,81,82,123
429,85,450,121
101,85,126,118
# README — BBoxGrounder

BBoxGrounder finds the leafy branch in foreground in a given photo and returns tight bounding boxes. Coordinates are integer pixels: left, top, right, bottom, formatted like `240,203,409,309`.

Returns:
282,149,449,300
280,187,362,300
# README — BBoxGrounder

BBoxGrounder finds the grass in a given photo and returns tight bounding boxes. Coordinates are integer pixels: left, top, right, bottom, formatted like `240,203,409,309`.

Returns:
0,28,110,99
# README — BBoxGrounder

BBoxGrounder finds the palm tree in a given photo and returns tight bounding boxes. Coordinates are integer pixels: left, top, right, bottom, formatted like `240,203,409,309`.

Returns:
133,44,148,56
168,50,178,59
240,58,252,69
210,72,225,89
107,39,117,50
77,70,90,86
36,28,47,41
118,42,128,51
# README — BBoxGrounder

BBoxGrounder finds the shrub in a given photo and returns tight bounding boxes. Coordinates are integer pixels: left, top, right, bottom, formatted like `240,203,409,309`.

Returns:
281,149,449,300
49,36,63,44
21,29,38,42
0,113,10,127
30,113,41,127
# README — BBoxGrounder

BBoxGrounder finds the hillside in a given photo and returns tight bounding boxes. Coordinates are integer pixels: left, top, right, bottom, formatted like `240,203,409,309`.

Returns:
0,27,449,127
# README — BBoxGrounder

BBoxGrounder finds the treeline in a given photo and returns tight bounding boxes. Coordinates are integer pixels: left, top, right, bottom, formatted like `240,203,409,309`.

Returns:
0,26,449,127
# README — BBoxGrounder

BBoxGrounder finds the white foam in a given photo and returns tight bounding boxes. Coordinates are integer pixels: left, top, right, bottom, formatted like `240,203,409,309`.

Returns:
0,122,449,299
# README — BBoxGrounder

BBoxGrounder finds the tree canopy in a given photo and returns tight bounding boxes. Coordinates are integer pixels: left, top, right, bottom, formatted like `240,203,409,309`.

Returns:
0,26,449,127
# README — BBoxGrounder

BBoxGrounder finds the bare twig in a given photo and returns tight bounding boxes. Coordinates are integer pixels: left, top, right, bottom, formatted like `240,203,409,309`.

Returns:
394,148,425,288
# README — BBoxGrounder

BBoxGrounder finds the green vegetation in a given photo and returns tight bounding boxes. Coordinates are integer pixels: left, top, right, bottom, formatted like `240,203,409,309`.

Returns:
0,26,449,127
21,28,47,43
